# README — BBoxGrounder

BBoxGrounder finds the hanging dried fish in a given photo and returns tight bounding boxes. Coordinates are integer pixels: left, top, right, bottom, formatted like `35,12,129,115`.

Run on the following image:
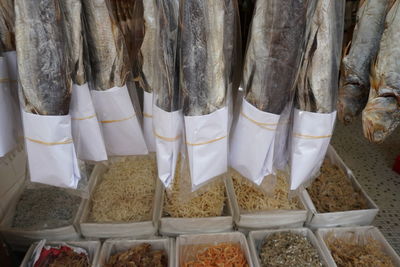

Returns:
244,0,309,114
82,0,130,90
0,0,15,51
362,0,400,143
60,0,87,85
154,0,179,111
296,0,345,113
180,0,230,116
15,0,71,115
338,0,389,124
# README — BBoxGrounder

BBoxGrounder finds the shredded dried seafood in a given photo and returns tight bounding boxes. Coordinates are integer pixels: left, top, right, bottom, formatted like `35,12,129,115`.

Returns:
325,232,394,267
307,160,368,213
164,157,225,218
183,243,248,267
12,188,81,230
105,243,168,267
230,168,301,212
35,246,89,267
89,156,156,222
259,232,323,267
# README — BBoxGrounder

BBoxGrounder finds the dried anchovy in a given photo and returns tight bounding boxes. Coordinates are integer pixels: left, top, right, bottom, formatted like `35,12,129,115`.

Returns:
325,232,394,267
12,188,81,230
307,160,368,213
105,243,168,267
259,232,323,267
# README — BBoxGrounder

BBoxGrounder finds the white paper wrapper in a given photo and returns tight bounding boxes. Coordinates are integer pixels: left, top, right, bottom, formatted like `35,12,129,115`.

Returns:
153,105,183,188
91,86,148,156
4,51,23,137
22,111,81,189
143,91,156,152
290,109,336,190
184,107,228,189
70,83,107,162
230,98,280,185
0,57,17,156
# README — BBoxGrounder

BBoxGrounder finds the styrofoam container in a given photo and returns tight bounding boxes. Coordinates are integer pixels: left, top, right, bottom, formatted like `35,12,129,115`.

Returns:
158,179,234,236
316,226,400,267
226,176,308,231
97,238,174,267
176,232,253,267
0,181,88,251
20,240,101,267
302,146,379,230
248,228,331,267
79,156,160,239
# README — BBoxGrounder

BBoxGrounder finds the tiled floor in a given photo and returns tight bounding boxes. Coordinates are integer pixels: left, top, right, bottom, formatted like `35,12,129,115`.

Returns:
331,117,400,254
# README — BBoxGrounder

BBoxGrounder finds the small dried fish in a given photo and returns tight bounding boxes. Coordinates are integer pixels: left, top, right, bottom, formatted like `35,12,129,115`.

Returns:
154,0,179,111
244,0,309,113
338,0,389,124
296,0,345,113
180,0,234,116
0,0,15,51
362,0,400,143
82,0,130,90
15,0,71,115
60,0,87,85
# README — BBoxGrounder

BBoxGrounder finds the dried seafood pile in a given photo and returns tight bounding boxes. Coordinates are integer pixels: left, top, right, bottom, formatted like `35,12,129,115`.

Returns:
307,161,368,213
259,232,323,267
34,245,89,267
325,232,394,267
105,243,168,267
89,156,156,222
230,169,301,212
12,187,81,230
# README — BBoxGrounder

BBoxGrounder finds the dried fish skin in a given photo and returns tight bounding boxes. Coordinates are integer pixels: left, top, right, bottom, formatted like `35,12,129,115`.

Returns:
362,1,400,143
60,0,87,85
15,0,71,115
0,0,15,51
338,0,389,125
243,0,309,114
180,0,227,116
296,0,345,113
155,0,180,112
82,0,130,90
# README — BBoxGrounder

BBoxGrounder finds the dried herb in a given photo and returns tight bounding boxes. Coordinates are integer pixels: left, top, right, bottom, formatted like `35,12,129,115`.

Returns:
259,232,323,267
12,188,81,230
307,160,368,213
325,232,394,267
105,243,168,267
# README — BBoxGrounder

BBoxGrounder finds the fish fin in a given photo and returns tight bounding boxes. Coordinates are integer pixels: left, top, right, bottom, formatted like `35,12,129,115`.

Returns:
369,58,380,91
342,40,351,59
388,0,397,12
358,0,366,10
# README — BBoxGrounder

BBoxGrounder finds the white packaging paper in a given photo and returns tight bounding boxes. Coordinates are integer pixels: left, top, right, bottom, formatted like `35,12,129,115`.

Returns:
290,109,336,190
91,86,148,156
0,57,17,157
230,98,280,185
22,111,81,189
3,51,22,137
70,83,107,161
153,105,183,187
185,107,228,189
143,91,156,152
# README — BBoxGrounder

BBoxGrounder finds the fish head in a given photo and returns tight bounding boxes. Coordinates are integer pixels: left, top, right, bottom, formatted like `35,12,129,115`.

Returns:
338,83,368,125
362,95,400,143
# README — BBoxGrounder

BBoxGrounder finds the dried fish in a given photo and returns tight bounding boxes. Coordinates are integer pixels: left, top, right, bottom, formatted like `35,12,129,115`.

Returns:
180,0,227,116
154,0,179,111
15,0,71,115
244,0,309,114
338,0,389,124
60,0,87,85
296,0,345,113
259,232,323,267
82,0,130,90
0,0,15,51
362,0,400,143
35,246,89,267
